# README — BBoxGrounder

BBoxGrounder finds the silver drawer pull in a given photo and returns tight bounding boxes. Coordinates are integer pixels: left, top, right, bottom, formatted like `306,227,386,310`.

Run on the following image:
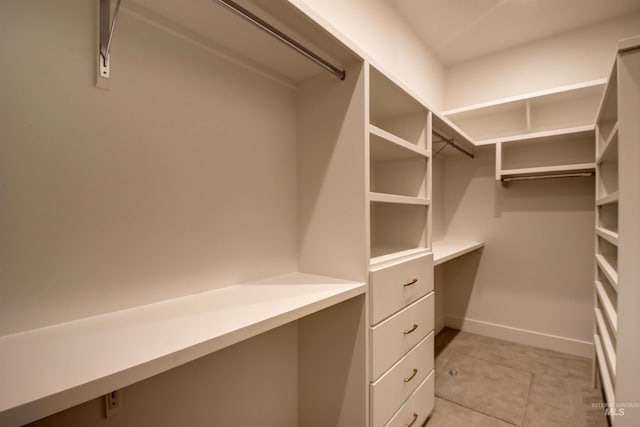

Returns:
403,368,418,382
403,323,418,334
402,278,418,287
405,412,418,427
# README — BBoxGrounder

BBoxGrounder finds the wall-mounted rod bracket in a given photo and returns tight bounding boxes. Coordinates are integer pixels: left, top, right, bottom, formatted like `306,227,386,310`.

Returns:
433,130,474,159
99,0,122,80
212,0,346,80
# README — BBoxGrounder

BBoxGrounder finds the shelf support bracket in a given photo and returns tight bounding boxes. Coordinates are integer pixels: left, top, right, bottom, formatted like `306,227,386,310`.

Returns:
98,0,122,81
433,130,474,159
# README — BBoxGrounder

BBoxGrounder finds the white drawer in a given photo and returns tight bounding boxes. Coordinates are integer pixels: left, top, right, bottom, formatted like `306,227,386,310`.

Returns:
385,370,434,427
370,253,433,325
370,332,434,427
370,292,434,381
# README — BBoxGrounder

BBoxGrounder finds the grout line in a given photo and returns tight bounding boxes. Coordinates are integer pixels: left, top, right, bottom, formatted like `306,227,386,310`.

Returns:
520,372,536,427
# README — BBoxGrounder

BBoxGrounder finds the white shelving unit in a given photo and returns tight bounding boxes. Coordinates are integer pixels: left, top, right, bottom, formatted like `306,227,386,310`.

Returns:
495,124,595,183
443,79,606,145
0,274,365,427
368,65,431,264
592,36,640,427
367,64,435,427
442,79,603,184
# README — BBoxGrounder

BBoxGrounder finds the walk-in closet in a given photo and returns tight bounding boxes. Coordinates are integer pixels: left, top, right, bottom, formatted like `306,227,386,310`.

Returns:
1,1,639,426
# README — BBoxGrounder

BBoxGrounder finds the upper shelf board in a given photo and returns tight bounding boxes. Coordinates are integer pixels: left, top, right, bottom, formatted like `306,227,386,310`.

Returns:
442,79,607,118
0,273,365,427
432,240,484,266
122,0,359,83
475,125,595,146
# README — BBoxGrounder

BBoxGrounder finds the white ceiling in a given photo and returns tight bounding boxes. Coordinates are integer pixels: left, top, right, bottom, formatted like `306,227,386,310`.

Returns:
390,0,640,65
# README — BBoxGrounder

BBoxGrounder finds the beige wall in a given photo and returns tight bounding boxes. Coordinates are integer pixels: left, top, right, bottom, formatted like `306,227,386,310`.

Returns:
290,0,445,110
445,13,640,109
436,148,595,356
0,0,298,335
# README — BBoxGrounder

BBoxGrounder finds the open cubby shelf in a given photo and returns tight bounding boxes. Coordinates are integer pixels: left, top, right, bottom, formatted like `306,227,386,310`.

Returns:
495,123,595,183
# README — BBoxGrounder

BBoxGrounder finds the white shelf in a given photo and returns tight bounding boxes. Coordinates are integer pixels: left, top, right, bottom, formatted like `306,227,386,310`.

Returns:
369,192,430,206
369,124,429,158
442,79,608,116
443,79,605,142
370,247,430,268
475,124,595,146
597,123,619,164
0,273,365,427
596,192,619,206
500,163,595,179
595,280,618,333
594,308,617,377
594,333,616,409
596,254,619,290
432,240,484,266
596,226,619,246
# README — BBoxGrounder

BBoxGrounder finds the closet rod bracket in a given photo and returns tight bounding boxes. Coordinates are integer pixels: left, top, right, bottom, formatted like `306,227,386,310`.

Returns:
433,130,474,159
98,0,122,81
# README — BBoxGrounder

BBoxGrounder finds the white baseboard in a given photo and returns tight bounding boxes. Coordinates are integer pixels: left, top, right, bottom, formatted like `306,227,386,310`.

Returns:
445,315,593,358
435,315,446,335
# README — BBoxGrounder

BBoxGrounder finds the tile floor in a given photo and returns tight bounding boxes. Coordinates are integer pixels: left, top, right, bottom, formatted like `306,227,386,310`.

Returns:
426,328,608,427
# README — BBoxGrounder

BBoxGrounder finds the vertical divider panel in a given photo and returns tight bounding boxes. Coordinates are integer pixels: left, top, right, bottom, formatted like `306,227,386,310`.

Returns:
297,61,369,427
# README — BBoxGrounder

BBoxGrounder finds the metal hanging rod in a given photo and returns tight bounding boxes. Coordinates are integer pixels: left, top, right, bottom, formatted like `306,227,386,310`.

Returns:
212,0,346,80
501,172,594,183
99,0,122,80
432,130,474,159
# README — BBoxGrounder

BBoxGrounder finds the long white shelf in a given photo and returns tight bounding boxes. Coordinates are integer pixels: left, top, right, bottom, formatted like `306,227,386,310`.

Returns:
595,280,618,333
594,333,616,410
369,192,430,206
0,273,366,427
500,163,595,179
432,240,484,266
475,125,595,146
596,254,619,290
594,308,617,377
369,124,429,158
596,192,619,206
442,79,607,116
596,226,619,246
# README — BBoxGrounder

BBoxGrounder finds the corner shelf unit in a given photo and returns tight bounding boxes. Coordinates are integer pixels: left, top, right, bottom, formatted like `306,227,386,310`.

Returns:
592,36,640,427
443,79,606,145
495,122,596,183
